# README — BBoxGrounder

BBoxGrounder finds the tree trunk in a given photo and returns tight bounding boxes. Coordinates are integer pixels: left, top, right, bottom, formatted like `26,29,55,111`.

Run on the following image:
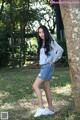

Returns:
60,0,80,113
10,0,15,68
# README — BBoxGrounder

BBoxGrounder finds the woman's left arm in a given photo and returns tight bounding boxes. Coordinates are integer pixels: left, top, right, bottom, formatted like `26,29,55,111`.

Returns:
51,41,64,63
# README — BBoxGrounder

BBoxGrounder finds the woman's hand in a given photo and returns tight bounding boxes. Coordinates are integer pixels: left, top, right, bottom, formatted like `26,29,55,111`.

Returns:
50,61,55,65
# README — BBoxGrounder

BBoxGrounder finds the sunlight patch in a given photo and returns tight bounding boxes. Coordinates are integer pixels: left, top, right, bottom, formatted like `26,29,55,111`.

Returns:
52,76,58,80
51,84,71,95
53,99,71,111
0,91,9,98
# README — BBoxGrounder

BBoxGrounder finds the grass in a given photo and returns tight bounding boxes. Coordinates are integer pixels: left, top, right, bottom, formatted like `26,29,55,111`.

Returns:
0,66,80,120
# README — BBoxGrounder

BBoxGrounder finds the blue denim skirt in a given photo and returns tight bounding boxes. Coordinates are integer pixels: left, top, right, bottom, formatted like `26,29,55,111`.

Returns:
37,63,54,81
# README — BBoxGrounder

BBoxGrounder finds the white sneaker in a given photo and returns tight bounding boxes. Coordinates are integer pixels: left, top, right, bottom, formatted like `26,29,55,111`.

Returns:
43,109,55,115
34,108,46,117
34,108,55,117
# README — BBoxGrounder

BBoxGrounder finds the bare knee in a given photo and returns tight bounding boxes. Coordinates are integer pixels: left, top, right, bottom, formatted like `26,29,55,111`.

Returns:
44,87,50,92
33,77,44,90
32,83,39,90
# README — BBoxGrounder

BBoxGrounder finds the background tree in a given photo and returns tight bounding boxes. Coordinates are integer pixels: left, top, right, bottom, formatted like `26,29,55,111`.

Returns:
0,0,56,67
0,0,67,68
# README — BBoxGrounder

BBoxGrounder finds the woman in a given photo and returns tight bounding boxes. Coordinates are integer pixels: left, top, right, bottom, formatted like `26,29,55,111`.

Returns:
33,25,64,117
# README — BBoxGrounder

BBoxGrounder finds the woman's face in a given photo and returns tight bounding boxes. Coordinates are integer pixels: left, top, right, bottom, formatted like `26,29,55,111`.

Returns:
38,28,45,40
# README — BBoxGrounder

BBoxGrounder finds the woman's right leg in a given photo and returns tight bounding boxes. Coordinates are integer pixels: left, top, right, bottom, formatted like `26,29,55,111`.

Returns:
43,81,53,110
33,77,44,108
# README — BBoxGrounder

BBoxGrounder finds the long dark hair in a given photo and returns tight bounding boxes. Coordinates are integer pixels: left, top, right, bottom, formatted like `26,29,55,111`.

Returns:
37,25,53,56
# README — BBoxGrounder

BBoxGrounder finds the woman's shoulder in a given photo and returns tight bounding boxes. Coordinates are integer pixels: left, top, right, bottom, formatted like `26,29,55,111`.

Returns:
51,40,60,47
50,41,63,50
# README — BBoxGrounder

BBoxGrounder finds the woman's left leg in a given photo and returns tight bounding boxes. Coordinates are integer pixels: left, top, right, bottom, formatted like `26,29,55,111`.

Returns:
33,77,44,108
43,81,53,110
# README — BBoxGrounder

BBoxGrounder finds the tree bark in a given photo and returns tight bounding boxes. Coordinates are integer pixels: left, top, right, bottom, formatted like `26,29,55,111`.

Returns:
60,0,80,113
